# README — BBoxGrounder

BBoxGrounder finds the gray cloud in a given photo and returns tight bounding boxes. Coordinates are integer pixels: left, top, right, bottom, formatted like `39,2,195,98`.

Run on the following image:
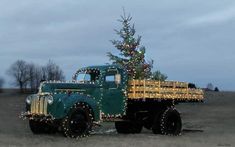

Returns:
0,0,235,90
184,5,235,26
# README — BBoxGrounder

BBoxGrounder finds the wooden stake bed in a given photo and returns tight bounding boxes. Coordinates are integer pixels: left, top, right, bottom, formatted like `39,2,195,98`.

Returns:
127,80,204,102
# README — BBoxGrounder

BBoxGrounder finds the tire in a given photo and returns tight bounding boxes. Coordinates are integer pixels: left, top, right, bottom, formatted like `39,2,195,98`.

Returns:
152,111,162,134
29,120,43,134
115,121,129,134
115,121,143,134
29,120,57,134
62,104,92,138
143,116,154,130
132,122,143,133
42,123,57,134
159,107,182,135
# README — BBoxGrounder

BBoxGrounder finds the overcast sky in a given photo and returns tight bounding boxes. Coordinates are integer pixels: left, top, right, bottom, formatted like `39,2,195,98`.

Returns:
0,0,235,90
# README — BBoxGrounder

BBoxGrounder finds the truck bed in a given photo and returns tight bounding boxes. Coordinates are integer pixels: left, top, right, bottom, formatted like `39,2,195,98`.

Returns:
127,80,204,102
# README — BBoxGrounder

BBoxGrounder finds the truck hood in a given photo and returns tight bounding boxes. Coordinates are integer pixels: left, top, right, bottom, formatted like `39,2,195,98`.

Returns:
39,82,99,94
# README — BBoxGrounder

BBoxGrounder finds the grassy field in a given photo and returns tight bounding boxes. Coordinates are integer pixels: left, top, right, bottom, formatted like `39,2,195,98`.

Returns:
0,90,234,147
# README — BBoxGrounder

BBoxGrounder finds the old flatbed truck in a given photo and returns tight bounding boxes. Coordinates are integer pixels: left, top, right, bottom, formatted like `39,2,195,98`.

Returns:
22,65,204,137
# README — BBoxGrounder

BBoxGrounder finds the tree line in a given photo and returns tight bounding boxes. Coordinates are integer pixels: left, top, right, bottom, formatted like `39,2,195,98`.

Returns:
6,60,65,92
0,77,4,92
206,83,219,92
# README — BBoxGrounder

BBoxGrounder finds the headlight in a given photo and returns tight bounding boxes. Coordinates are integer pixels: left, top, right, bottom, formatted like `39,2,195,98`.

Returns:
47,95,54,105
26,95,33,104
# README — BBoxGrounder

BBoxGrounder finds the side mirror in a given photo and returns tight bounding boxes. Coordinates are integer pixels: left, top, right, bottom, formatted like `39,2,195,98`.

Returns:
115,74,121,85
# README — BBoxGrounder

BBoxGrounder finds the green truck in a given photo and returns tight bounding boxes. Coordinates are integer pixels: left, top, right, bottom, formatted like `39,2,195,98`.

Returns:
22,65,204,138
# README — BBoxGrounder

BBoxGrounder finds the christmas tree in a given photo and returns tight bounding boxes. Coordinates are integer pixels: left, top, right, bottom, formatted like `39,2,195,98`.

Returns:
107,13,152,79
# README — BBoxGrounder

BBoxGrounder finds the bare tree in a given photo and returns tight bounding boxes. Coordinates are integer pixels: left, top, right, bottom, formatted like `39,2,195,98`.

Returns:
26,61,65,91
0,77,4,92
27,63,43,91
27,64,44,91
42,60,65,81
27,63,36,91
34,65,44,89
7,60,29,92
7,60,65,92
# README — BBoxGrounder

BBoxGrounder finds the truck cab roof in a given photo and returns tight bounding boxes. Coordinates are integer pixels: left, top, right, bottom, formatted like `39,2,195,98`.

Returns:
80,64,122,71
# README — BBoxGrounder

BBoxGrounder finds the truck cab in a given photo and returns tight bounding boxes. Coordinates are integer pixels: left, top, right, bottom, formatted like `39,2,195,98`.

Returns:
72,65,128,117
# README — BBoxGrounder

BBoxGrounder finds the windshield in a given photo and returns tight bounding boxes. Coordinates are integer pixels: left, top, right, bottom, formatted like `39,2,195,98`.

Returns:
75,70,100,83
76,72,91,81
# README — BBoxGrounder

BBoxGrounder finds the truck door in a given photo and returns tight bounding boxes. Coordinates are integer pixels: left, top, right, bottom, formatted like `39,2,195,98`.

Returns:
102,69,125,116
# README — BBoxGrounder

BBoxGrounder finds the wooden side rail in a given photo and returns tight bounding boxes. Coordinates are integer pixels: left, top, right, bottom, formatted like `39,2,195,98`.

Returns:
127,80,204,101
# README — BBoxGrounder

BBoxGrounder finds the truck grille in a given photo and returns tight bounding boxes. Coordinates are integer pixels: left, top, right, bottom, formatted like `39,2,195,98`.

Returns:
30,96,48,115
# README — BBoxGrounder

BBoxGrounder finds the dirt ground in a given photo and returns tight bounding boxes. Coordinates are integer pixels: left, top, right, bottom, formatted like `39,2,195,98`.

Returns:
0,90,234,147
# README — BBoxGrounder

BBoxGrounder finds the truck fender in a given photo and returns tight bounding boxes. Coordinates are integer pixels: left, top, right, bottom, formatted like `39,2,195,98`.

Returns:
62,93,100,121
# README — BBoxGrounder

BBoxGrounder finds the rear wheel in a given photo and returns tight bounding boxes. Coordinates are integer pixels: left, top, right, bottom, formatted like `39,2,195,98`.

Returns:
143,116,154,130
152,111,163,134
159,107,182,135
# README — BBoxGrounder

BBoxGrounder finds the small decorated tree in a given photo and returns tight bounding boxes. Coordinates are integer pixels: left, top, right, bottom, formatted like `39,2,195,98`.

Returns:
107,13,152,79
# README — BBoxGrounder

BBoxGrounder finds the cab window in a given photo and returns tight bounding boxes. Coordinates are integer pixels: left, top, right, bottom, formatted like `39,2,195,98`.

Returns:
105,71,121,86
105,75,115,82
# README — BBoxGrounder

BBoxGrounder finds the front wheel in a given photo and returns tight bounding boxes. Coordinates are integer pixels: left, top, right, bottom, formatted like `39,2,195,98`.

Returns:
29,120,43,134
62,104,92,138
29,120,56,134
